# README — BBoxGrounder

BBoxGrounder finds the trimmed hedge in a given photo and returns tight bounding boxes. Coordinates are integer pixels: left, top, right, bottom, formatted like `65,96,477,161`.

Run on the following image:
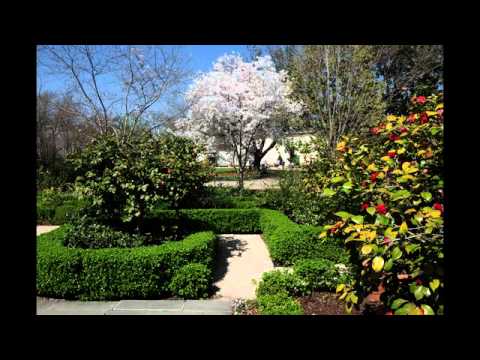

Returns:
259,209,350,266
257,292,304,315
147,208,262,234
37,226,216,300
169,263,212,299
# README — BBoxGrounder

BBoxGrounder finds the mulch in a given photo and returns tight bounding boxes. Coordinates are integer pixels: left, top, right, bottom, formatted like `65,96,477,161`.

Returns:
297,291,362,315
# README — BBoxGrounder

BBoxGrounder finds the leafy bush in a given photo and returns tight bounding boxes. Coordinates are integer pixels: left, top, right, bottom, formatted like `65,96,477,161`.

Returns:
68,132,212,229
37,227,216,300
37,189,86,224
147,208,262,234
62,217,149,249
294,259,353,292
257,292,304,315
259,209,350,266
256,270,308,298
169,263,212,299
326,94,444,315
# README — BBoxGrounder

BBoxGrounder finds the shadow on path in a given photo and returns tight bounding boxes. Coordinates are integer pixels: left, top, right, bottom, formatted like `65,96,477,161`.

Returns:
211,235,248,294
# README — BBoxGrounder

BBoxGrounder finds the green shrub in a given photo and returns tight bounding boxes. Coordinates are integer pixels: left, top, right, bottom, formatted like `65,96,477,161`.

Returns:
169,263,212,299
257,292,304,315
293,259,352,292
68,132,212,228
62,218,149,249
37,227,216,300
256,270,308,298
259,210,350,266
147,208,262,234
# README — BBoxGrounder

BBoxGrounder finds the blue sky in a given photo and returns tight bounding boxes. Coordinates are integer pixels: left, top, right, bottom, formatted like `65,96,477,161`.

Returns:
37,45,252,114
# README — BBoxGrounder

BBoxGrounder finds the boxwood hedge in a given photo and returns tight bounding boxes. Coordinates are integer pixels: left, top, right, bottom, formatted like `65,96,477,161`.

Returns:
37,226,216,300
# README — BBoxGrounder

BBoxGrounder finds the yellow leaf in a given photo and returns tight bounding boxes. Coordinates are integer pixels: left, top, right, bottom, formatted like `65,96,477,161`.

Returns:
367,163,378,172
397,148,406,155
384,227,398,239
435,104,444,110
319,231,327,238
429,210,442,218
336,141,346,151
417,150,426,156
383,166,389,172
372,256,385,272
381,156,391,162
387,115,397,121
426,111,437,117
336,284,345,293
386,123,393,130
377,172,385,179
397,116,406,124
361,244,374,255
399,221,408,234
392,169,403,175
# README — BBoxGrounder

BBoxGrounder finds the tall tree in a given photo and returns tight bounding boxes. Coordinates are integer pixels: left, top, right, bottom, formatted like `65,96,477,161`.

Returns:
178,54,302,189
289,45,386,158
38,45,191,139
368,45,443,114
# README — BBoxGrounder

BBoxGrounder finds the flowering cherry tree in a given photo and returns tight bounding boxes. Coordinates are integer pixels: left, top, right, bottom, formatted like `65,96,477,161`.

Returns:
177,53,302,188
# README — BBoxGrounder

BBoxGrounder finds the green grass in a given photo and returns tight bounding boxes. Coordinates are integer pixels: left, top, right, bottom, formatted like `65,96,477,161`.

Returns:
214,167,236,174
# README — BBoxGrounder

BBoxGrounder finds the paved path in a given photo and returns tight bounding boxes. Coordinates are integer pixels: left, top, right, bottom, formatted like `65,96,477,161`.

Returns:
37,225,60,235
206,178,279,190
36,298,232,315
213,234,274,300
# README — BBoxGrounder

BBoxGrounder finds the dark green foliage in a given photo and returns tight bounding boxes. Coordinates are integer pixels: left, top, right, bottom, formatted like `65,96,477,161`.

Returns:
256,270,308,298
147,208,262,234
37,227,216,300
37,190,86,224
259,209,350,266
62,218,149,249
293,258,352,292
68,132,212,228
169,263,212,299
257,292,304,315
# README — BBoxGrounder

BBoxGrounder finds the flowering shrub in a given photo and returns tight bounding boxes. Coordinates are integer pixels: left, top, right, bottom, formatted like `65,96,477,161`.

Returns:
319,94,444,315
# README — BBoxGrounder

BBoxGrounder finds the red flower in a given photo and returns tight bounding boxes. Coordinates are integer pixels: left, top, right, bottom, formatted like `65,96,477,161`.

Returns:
388,150,396,158
385,311,394,316
400,127,408,134
407,114,416,123
416,96,426,104
416,279,423,285
371,127,380,135
420,112,429,124
370,172,379,182
437,108,444,117
433,203,444,214
383,236,392,245
389,134,400,141
361,202,370,211
376,203,387,215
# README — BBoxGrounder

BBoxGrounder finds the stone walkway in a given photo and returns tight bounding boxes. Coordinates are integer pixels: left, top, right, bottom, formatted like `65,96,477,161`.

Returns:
36,298,232,315
37,225,60,235
213,234,274,299
206,177,279,190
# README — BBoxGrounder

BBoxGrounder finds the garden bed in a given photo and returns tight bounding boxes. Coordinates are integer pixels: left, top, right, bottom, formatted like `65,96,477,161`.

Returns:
298,291,360,315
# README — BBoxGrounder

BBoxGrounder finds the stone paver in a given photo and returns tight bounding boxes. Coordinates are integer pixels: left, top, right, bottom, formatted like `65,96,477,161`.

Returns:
36,298,232,315
206,177,279,190
37,225,60,236
213,234,274,300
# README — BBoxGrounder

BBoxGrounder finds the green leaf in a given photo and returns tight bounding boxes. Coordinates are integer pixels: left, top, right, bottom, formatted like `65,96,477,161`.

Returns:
391,247,403,260
366,207,376,216
395,302,416,315
376,215,390,226
384,259,394,271
351,215,364,224
335,211,351,220
421,192,432,202
421,304,435,315
342,181,353,190
390,190,411,201
413,286,425,301
430,127,441,136
331,176,345,184
391,298,408,310
429,279,440,292
323,188,336,197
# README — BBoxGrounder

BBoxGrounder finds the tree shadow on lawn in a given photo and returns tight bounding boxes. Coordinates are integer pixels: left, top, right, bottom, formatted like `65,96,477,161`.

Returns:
210,235,249,295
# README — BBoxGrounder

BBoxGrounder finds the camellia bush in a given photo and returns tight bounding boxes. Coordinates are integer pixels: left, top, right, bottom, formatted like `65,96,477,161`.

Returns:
317,94,443,315
68,132,212,231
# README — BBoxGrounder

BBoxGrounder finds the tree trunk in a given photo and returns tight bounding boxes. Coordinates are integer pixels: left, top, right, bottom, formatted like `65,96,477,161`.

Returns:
252,149,262,171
